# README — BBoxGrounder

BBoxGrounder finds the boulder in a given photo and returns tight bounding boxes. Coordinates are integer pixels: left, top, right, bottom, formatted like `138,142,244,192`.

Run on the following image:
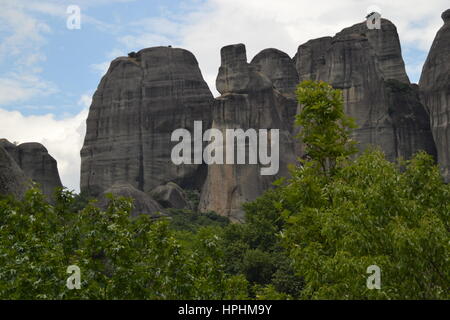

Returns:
99,183,163,217
151,182,189,209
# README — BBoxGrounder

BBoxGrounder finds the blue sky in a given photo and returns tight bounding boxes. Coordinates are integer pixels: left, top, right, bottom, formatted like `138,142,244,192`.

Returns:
0,0,448,191
0,0,206,117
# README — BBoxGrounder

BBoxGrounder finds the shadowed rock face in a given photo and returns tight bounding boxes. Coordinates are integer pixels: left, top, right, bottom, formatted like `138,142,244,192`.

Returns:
216,44,273,94
419,9,450,182
0,145,30,198
250,48,299,133
295,19,436,161
385,81,437,160
251,48,299,96
98,183,164,218
199,44,296,222
80,47,213,196
0,139,62,198
337,19,410,84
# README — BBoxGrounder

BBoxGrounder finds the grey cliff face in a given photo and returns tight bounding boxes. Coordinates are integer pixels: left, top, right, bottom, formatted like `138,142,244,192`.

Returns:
337,19,410,83
80,47,213,196
0,139,62,198
419,9,450,182
198,44,296,222
216,44,273,94
250,48,299,133
295,19,436,161
81,14,447,221
0,145,30,198
250,48,299,96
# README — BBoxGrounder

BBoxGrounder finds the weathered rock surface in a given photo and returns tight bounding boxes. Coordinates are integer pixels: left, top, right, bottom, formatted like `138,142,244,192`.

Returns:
0,139,62,198
338,20,411,84
216,44,273,94
80,46,213,196
295,19,436,161
81,13,448,222
251,48,299,96
151,182,189,209
419,9,450,182
198,44,296,222
250,48,298,133
0,145,30,198
99,183,163,217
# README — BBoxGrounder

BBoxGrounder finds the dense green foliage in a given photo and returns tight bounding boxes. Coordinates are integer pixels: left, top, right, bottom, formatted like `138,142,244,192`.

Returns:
0,189,247,299
295,80,357,174
0,80,448,299
250,150,449,299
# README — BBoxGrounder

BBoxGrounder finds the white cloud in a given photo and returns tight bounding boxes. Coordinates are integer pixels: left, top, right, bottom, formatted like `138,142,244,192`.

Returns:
0,73,57,105
78,93,93,108
0,3,52,60
114,0,448,91
0,107,88,192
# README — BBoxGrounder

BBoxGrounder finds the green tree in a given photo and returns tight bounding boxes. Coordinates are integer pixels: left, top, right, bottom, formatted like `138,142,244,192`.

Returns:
279,150,449,299
240,80,450,299
0,188,248,299
295,80,357,174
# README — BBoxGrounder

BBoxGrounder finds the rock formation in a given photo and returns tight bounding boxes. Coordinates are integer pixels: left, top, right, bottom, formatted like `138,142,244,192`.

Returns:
151,182,189,209
198,44,296,222
80,47,213,197
419,9,450,182
295,18,436,161
98,183,163,218
0,145,30,198
81,13,447,222
250,48,299,96
250,48,298,133
0,139,62,198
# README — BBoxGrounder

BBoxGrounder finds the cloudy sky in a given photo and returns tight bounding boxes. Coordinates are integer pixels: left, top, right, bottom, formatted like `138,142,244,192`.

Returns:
0,0,448,192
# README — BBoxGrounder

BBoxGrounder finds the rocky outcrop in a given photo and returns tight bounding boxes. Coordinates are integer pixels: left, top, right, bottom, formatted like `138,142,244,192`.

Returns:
198,44,296,222
250,48,299,96
338,19,410,84
0,139,62,198
295,19,436,161
81,13,447,222
216,44,273,94
80,47,213,197
98,183,163,217
419,9,450,182
151,182,189,209
250,49,299,133
0,145,30,198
